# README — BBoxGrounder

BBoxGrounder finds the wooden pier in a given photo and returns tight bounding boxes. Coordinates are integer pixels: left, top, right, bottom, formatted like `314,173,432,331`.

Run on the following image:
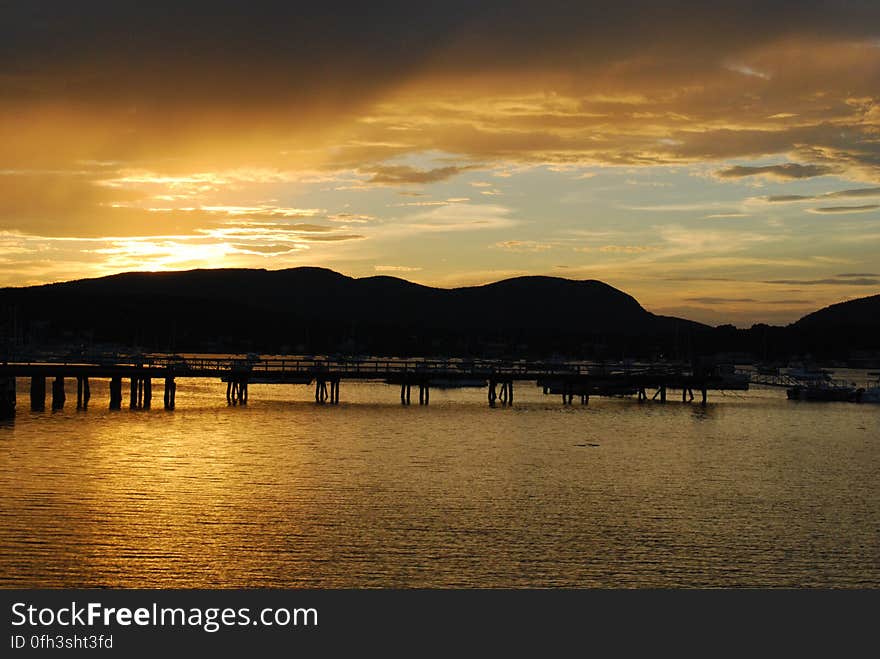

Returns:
0,354,751,417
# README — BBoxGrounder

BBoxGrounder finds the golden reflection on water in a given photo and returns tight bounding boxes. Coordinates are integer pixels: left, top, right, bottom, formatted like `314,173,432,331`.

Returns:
1,376,878,587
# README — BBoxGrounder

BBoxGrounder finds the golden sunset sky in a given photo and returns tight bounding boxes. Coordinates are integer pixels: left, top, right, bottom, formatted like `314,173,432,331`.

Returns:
2,1,879,325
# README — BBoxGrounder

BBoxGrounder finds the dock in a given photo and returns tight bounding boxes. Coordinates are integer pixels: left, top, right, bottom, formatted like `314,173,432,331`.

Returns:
0,354,752,417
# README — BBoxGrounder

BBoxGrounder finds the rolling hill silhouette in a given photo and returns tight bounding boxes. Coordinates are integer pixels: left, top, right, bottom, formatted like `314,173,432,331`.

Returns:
0,268,706,357
792,293,880,330
0,268,877,359
787,293,880,357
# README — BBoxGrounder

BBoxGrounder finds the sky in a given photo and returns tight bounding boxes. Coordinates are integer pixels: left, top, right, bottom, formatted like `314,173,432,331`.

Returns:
1,1,879,326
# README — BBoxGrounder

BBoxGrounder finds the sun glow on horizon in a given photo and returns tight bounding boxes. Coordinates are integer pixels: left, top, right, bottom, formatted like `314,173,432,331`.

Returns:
1,4,879,325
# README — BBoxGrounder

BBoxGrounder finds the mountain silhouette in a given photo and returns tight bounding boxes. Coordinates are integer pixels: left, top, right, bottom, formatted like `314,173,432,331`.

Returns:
792,293,880,330
1,268,877,360
0,267,707,357
787,293,880,358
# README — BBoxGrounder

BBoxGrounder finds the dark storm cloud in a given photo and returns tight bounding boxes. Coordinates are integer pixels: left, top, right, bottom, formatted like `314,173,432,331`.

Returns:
3,2,880,177
0,2,453,105
3,1,879,108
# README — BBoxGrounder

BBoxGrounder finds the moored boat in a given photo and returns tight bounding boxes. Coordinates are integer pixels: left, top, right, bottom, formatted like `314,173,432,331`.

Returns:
785,366,832,382
855,373,880,403
786,383,857,402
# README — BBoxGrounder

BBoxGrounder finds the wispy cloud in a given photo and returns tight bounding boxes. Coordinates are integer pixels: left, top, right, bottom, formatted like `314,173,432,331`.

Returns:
684,296,815,305
327,213,376,224
716,163,835,180
686,297,757,304
762,276,879,286
394,203,519,235
389,197,472,207
822,187,880,199
725,63,771,80
493,240,554,252
808,204,879,214
764,187,880,203
374,265,422,272
763,195,812,203
363,164,478,185
598,245,660,254
623,202,744,213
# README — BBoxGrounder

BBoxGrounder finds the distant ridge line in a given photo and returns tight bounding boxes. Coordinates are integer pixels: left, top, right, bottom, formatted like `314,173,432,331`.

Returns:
1,267,878,358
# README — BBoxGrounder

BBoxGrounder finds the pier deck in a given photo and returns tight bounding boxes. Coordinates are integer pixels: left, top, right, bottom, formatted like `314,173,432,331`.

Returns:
0,354,750,414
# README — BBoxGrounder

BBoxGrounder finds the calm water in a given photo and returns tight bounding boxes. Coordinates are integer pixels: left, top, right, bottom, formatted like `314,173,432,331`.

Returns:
1,374,878,588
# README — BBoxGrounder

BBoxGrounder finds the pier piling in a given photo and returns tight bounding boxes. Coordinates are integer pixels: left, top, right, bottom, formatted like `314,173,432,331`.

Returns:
227,378,248,405
562,382,575,405
0,376,15,418
109,376,122,410
30,376,46,411
51,376,65,410
163,377,176,409
128,376,151,409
